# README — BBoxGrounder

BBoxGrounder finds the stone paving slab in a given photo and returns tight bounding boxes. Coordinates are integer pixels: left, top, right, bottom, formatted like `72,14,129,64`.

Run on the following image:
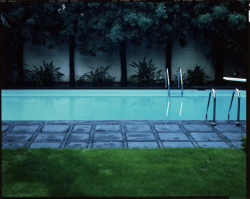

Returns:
93,142,123,149
64,142,88,149
72,125,91,133
196,142,230,148
33,133,66,142
154,124,182,132
95,125,121,132
242,124,246,129
126,133,156,141
93,133,122,141
68,134,89,142
1,120,246,149
29,142,61,149
158,133,189,141
183,124,213,132
214,124,243,132
10,125,40,134
2,125,11,133
2,134,7,138
2,134,33,142
162,142,194,148
125,125,151,132
230,142,242,149
41,125,70,133
221,132,246,141
2,142,26,149
189,133,223,141
127,142,159,149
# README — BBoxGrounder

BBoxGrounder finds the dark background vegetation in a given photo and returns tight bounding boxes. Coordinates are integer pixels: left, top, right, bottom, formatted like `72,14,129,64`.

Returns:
0,1,247,88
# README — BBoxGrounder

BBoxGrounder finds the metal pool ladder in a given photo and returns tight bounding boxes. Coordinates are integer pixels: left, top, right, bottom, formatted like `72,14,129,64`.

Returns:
178,67,183,96
228,88,240,126
165,68,170,97
206,89,216,126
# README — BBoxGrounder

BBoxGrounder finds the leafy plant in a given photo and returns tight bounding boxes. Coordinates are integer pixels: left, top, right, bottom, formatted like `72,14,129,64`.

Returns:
129,56,160,86
241,136,246,152
25,61,64,86
152,70,165,86
183,65,210,86
78,65,115,86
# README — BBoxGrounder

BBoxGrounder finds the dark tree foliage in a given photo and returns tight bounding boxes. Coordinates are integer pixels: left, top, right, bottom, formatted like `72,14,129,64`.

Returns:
1,3,63,85
1,1,247,87
191,1,247,85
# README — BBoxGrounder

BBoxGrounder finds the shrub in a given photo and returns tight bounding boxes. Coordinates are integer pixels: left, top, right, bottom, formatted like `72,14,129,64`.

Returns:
241,136,246,152
25,61,64,86
129,56,161,86
152,70,165,86
184,65,210,86
78,65,115,86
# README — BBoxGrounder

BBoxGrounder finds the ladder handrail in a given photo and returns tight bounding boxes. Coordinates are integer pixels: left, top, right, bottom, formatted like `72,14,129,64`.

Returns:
228,88,240,126
206,89,216,126
165,68,170,97
178,67,183,96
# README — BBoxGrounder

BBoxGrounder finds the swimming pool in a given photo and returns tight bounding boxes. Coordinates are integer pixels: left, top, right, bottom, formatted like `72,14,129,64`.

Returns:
1,89,246,121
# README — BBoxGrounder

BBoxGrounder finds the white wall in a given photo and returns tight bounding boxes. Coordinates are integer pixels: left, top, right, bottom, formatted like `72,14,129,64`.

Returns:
126,40,166,79
23,42,70,82
74,50,121,81
171,35,214,80
24,34,245,84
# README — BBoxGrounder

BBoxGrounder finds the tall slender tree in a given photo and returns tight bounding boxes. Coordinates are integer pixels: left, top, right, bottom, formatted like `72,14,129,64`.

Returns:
144,2,192,79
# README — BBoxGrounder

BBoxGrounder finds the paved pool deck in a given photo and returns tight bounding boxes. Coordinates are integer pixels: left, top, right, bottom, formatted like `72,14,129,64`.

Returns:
1,120,246,149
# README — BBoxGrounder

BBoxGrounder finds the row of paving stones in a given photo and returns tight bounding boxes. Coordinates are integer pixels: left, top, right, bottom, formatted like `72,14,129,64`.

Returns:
1,120,246,149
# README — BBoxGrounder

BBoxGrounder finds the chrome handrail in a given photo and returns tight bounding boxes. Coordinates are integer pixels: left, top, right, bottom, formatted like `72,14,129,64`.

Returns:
178,67,183,96
165,68,170,97
206,89,216,126
228,88,240,126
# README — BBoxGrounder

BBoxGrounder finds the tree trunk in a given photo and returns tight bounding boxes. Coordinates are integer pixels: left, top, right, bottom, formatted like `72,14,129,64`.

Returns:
165,41,172,80
213,36,225,86
17,37,24,85
69,35,75,87
214,52,225,85
120,41,127,86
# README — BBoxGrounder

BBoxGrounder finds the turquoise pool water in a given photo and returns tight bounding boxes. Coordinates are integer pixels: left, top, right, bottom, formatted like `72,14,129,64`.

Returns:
1,89,246,120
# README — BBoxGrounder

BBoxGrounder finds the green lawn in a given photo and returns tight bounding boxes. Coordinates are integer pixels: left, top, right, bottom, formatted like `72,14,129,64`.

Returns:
2,148,246,198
